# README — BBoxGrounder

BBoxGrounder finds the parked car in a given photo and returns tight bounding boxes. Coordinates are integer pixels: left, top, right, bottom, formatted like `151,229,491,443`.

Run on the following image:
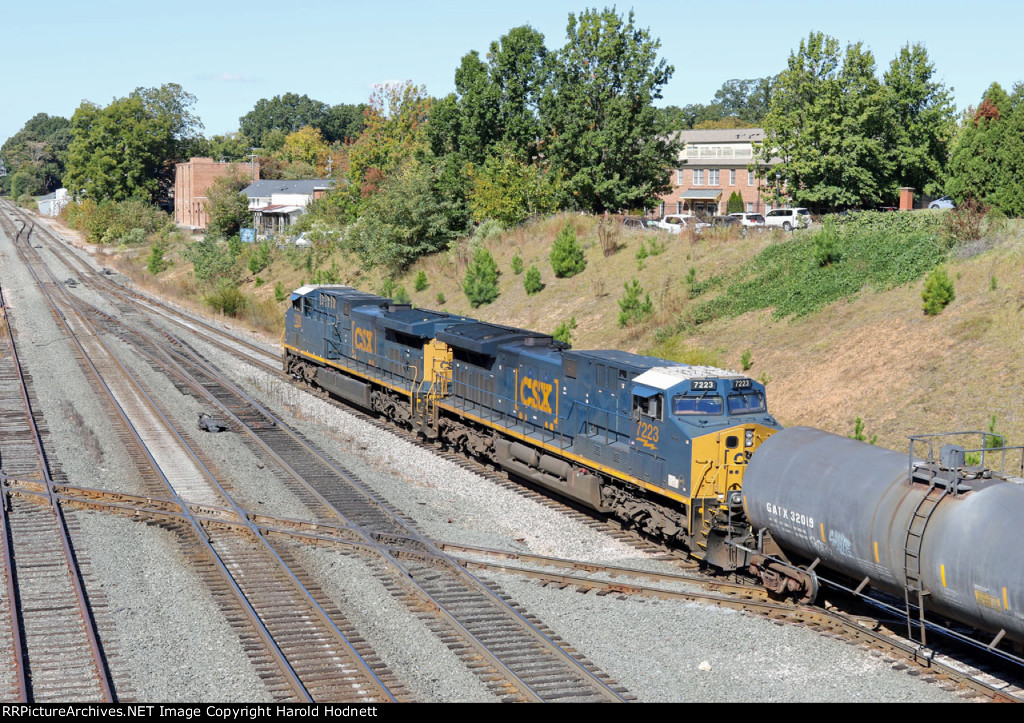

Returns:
929,195,956,210
764,207,811,231
294,232,313,247
709,215,745,233
655,214,708,233
728,212,766,229
623,216,657,231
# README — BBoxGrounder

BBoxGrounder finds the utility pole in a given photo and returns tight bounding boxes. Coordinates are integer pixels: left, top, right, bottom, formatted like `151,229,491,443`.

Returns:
247,151,258,183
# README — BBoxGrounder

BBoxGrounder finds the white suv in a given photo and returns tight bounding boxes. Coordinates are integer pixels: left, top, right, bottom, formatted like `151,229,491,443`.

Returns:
764,208,811,231
729,212,766,229
655,214,707,233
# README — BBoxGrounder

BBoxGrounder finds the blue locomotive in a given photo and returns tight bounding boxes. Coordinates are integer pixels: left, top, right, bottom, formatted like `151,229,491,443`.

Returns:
283,284,781,569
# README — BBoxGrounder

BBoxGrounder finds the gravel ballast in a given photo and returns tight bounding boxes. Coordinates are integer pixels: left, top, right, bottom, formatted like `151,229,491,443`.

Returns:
1,219,968,702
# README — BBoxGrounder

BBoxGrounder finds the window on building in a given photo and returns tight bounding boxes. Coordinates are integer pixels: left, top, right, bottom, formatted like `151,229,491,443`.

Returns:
676,169,683,185
709,169,720,186
748,171,755,186
676,201,683,214
730,169,736,186
693,169,704,186
746,201,754,213
659,202,665,217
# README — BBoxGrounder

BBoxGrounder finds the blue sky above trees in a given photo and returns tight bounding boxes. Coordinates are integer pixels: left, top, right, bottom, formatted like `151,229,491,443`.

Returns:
2,0,1021,144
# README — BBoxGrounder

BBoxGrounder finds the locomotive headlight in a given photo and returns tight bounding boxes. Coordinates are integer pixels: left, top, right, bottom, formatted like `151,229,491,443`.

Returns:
729,491,742,506
745,429,754,447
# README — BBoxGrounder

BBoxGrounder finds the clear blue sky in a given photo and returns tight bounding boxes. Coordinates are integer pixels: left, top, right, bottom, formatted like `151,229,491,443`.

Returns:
3,0,1022,145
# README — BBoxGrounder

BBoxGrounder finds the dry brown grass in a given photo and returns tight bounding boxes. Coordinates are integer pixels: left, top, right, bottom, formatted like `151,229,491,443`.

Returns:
43,212,1024,452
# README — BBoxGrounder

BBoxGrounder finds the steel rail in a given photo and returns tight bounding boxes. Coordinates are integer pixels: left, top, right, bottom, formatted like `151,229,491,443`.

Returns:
3,218,316,703
0,218,115,702
34,227,632,702
19,221,404,702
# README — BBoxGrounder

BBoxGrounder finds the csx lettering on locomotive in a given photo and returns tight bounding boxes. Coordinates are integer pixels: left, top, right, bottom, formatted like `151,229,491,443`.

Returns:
519,377,553,413
354,328,374,353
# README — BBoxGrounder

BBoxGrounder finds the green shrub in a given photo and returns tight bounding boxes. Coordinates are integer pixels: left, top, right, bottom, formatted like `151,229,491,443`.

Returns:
463,247,499,307
204,279,248,317
274,281,288,302
185,237,239,283
965,415,1004,466
922,267,955,315
146,239,172,275
475,218,505,240
523,265,543,295
812,218,842,267
247,241,272,275
436,292,446,305
849,417,878,445
550,221,585,278
618,279,653,326
379,278,397,298
636,240,649,269
740,349,752,371
413,270,428,292
552,317,577,344
393,285,410,304
726,191,744,215
511,253,524,275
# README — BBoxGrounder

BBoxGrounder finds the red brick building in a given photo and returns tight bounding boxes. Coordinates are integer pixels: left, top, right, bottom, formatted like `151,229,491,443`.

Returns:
174,157,259,230
655,128,779,218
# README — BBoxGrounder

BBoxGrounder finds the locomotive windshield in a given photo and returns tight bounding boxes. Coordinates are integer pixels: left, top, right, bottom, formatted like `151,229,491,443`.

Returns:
672,394,723,416
727,391,766,415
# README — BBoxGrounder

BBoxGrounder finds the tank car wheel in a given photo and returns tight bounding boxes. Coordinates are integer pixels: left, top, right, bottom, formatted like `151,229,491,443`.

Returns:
750,555,818,603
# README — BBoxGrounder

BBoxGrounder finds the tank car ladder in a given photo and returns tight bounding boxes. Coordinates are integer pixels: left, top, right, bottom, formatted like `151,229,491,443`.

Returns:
902,468,950,647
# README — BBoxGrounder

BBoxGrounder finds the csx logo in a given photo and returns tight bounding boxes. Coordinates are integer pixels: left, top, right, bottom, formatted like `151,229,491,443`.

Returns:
520,377,553,413
354,328,374,353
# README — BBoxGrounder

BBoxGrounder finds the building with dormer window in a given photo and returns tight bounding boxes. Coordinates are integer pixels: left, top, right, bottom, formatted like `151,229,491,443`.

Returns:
655,128,779,218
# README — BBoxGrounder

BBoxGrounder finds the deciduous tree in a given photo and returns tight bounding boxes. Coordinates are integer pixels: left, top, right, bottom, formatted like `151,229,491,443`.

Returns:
539,8,677,213
882,43,956,197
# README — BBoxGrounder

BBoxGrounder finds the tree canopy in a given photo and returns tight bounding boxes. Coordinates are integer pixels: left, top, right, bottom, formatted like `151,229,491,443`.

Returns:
946,82,1024,215
539,8,678,213
758,33,954,211
239,93,366,147
0,113,71,196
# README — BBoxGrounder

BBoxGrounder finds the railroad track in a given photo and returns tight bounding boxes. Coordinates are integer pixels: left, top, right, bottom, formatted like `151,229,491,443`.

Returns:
0,250,115,702
2,204,635,703
24,206,1024,696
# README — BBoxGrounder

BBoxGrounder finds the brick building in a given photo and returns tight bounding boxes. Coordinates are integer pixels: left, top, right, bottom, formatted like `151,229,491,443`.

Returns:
655,128,779,218
174,157,259,230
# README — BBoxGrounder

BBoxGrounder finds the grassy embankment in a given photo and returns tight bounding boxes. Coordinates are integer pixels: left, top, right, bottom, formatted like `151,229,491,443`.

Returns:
61,209,1023,454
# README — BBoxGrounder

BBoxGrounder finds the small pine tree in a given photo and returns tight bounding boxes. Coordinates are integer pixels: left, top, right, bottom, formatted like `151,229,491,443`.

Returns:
393,285,410,304
273,281,288,302
740,349,752,371
726,191,744,215
617,279,653,326
922,267,955,315
436,292,446,305
523,265,543,295
549,221,585,278
511,253,524,275
146,239,171,275
463,247,499,307
552,317,577,344
413,270,428,292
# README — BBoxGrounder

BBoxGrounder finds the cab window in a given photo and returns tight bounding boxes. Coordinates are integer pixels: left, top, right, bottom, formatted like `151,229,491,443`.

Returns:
672,395,723,415
727,391,766,415
633,393,663,421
